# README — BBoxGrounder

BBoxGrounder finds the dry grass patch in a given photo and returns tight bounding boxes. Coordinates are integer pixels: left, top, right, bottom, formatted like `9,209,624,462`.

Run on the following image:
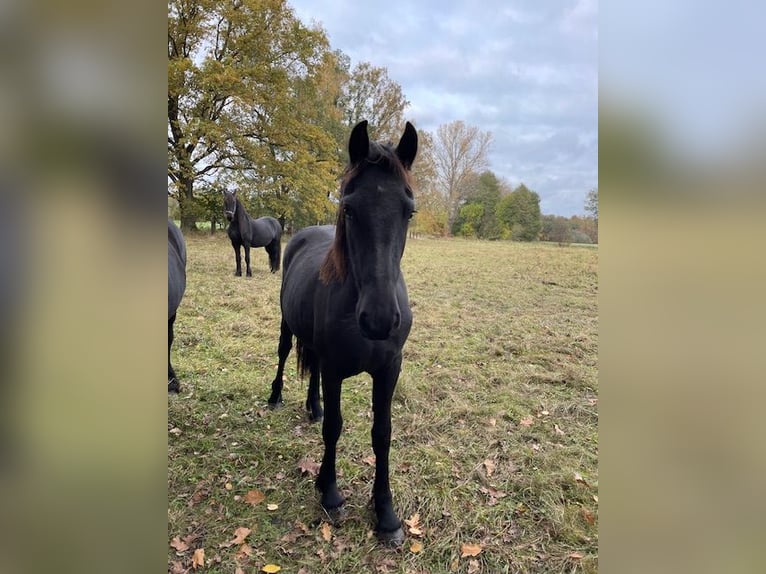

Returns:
169,233,597,573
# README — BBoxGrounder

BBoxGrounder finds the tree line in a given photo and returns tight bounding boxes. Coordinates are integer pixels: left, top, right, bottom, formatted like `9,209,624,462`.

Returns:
168,0,597,244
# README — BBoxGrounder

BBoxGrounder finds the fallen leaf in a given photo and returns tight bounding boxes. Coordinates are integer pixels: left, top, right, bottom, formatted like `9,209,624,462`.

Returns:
467,558,480,573
169,560,186,574
262,565,282,573
320,521,332,542
244,490,265,505
519,416,534,427
220,527,252,548
554,423,566,436
488,417,497,427
224,482,233,491
267,503,279,511
191,548,205,569
541,409,550,416
568,552,584,560
574,472,590,487
297,457,320,477
297,569,310,574
170,536,189,553
236,543,253,558
235,568,245,574
362,455,376,466
582,508,595,525
410,541,423,553
404,513,421,535
593,495,599,503
409,526,423,536
169,427,182,435
460,542,483,557
482,458,496,477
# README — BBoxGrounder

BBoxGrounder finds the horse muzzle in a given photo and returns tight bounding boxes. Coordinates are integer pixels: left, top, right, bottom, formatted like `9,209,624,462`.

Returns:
358,307,401,341
224,211,234,222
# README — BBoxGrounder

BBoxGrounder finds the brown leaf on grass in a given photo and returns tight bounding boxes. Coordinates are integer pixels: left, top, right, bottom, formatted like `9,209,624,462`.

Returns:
404,513,422,535
482,458,496,477
375,557,396,573
244,489,265,505
467,558,480,573
460,542,483,557
320,521,332,542
568,551,584,560
297,457,320,477
582,508,596,525
554,423,566,436
169,560,187,574
191,548,205,569
362,455,376,466
519,416,534,427
280,521,311,544
410,540,423,553
170,536,189,553
479,485,508,506
220,527,252,548
235,543,253,559
573,472,590,487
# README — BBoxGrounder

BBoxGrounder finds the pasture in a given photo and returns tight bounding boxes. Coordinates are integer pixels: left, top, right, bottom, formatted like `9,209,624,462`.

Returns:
168,233,598,573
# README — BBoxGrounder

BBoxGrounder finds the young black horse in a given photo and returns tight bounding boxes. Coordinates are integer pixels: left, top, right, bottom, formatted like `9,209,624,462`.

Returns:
223,190,282,276
267,120,418,545
168,219,187,392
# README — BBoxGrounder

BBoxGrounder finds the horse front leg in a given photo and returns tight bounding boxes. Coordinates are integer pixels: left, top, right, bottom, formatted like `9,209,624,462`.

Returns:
316,370,344,517
371,357,405,545
267,319,292,408
244,244,252,277
233,243,242,276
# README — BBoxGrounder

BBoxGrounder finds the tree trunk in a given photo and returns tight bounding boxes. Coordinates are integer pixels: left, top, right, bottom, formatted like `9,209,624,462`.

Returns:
178,177,197,232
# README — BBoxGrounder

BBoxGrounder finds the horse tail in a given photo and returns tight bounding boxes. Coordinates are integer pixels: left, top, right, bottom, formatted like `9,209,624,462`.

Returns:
295,339,317,380
268,219,282,272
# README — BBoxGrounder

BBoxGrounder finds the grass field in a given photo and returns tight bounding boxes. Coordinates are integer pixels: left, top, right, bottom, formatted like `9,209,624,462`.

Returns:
168,232,598,574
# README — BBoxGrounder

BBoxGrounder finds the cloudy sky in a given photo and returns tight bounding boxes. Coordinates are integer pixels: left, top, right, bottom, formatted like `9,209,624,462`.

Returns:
288,0,598,217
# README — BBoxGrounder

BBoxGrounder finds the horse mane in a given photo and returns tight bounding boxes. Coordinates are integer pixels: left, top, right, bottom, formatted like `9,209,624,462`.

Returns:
319,142,414,285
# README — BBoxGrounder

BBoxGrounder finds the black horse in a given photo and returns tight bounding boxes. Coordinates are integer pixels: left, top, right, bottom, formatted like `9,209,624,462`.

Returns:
223,190,282,276
267,120,418,545
168,219,187,392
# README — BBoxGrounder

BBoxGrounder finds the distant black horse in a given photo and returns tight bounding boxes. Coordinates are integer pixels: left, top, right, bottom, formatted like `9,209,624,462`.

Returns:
268,120,418,545
168,219,186,392
223,190,282,276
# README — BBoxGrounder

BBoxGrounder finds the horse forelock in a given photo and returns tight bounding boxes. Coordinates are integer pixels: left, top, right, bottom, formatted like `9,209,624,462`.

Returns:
319,142,414,285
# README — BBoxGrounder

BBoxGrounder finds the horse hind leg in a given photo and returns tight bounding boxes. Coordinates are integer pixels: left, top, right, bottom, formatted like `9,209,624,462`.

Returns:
268,319,292,408
300,346,323,422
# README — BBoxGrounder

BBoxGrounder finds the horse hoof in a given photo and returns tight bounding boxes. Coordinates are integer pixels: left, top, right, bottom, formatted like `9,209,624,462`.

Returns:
377,527,405,547
267,400,283,410
309,414,323,423
323,504,348,526
168,378,180,393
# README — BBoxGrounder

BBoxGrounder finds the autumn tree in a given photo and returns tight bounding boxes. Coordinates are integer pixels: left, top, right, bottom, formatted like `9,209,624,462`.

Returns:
409,128,447,235
339,61,410,145
431,121,492,235
452,171,505,239
168,0,340,230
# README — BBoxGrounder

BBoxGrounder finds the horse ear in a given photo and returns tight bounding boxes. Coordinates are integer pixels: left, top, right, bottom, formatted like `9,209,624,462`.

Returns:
348,120,369,165
395,121,418,169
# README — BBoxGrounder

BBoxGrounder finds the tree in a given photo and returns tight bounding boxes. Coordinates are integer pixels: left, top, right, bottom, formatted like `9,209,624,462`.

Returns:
339,62,410,145
585,188,598,222
168,0,340,230
409,128,447,236
431,121,492,235
495,183,542,241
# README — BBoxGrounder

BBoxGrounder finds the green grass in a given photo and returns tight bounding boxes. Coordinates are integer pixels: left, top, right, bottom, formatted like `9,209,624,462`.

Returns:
168,233,598,573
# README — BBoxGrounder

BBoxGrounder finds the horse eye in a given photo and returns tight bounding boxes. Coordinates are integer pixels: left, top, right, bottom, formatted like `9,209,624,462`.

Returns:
343,205,353,218
408,209,417,221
